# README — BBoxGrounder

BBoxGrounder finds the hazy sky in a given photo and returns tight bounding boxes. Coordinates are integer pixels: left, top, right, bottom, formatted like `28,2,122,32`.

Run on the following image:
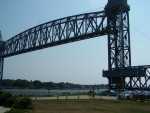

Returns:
0,0,150,84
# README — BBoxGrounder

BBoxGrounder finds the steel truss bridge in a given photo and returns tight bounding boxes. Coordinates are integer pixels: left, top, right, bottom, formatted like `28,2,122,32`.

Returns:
0,0,150,91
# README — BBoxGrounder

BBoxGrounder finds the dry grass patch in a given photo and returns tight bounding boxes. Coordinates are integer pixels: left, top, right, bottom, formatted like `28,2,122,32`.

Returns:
31,99,150,113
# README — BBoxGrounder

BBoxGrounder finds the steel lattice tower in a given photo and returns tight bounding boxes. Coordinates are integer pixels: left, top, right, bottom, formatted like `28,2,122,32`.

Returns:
104,0,131,90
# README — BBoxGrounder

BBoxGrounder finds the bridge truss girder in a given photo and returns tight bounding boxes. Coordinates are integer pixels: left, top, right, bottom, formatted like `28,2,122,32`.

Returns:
103,65,150,91
125,66,150,91
2,11,107,58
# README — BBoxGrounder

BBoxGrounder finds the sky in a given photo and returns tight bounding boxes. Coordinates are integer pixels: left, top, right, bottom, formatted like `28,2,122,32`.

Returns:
0,0,150,85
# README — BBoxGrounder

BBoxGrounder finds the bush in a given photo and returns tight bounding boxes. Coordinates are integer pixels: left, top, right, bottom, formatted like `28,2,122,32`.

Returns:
0,91,32,109
13,97,32,109
4,96,16,107
0,91,3,94
0,92,12,106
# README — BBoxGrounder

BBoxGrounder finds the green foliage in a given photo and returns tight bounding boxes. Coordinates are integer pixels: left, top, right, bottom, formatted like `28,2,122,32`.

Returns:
0,91,32,109
4,96,16,107
0,79,108,90
13,97,32,109
0,92,12,106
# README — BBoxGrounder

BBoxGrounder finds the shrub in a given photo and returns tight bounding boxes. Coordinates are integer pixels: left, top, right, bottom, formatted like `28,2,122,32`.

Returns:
0,92,12,105
13,97,32,109
0,91,32,109
0,91,3,94
4,96,16,107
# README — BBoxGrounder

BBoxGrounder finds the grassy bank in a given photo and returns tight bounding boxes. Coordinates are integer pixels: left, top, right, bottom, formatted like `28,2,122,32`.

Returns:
31,99,150,113
5,109,31,113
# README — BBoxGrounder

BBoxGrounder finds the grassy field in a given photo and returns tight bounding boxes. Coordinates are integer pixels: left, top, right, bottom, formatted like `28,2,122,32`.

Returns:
31,99,150,113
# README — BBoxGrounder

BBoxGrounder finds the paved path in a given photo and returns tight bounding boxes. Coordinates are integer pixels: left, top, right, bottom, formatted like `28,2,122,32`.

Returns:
0,106,10,113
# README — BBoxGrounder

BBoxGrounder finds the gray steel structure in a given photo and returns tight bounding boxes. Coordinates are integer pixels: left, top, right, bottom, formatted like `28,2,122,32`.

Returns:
0,0,150,91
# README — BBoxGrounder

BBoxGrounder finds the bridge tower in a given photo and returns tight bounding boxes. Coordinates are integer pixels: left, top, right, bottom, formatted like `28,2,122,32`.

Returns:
0,31,4,80
104,0,131,90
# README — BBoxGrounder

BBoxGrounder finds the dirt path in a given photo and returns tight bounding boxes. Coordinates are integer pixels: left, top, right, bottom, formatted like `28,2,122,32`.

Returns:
0,106,10,113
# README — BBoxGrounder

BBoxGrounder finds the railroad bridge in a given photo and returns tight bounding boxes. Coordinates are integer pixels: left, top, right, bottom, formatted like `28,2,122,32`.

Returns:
0,0,150,91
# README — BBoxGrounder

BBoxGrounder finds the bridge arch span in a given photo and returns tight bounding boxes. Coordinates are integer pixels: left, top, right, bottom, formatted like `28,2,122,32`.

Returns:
2,11,107,58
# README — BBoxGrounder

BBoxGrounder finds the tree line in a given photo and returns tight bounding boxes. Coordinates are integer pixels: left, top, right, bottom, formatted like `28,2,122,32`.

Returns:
0,79,108,90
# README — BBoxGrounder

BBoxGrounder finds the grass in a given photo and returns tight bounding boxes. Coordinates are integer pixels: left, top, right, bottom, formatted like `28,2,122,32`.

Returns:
30,99,150,113
5,108,31,113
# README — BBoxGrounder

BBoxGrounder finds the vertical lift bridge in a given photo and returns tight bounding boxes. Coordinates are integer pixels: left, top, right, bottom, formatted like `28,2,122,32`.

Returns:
0,0,150,91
